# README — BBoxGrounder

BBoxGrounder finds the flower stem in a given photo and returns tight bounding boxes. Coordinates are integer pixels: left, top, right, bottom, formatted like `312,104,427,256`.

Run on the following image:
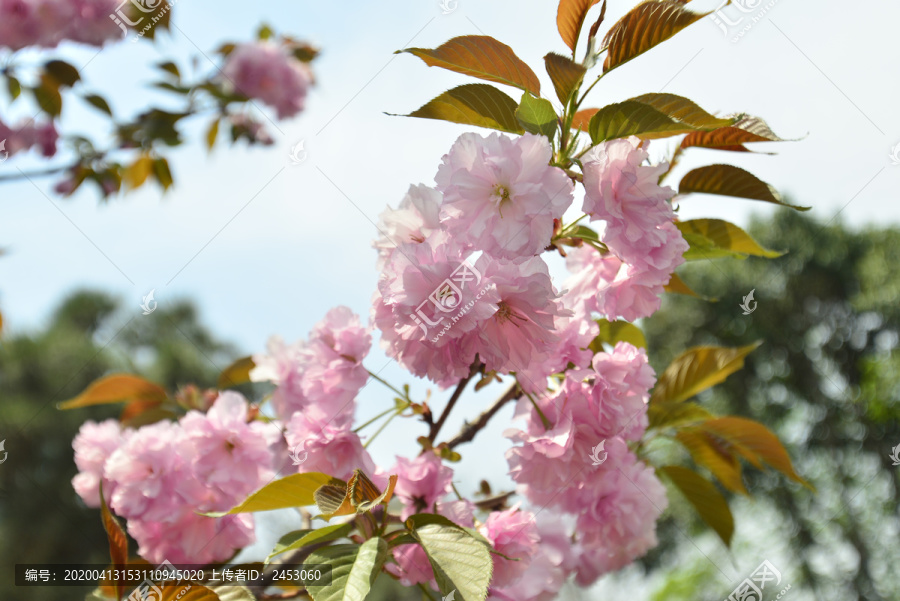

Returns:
366,369,406,397
353,406,398,433
363,410,400,449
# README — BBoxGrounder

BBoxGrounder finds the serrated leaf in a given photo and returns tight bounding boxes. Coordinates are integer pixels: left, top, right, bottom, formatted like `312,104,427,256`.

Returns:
100,485,128,601
210,472,341,516
676,219,783,260
59,374,167,410
218,355,255,389
557,0,602,52
588,100,705,143
629,93,734,130
681,114,786,151
675,428,747,494
398,36,540,95
44,60,81,87
85,94,113,116
648,400,714,429
305,538,388,601
544,52,586,104
516,92,558,138
603,1,709,72
589,319,647,353
266,523,353,564
397,84,523,134
679,164,809,210
652,343,761,405
407,514,493,601
698,417,810,487
659,465,734,546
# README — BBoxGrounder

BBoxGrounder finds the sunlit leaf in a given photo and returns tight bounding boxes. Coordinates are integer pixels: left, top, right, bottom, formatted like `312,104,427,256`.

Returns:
544,53,587,104
152,157,174,191
664,272,707,298
516,92,558,138
218,356,255,389
676,219,784,260
32,75,63,116
209,472,340,516
572,108,598,131
395,84,524,134
557,0,602,52
206,118,220,152
648,400,714,429
100,485,128,601
125,155,154,190
675,428,747,494
305,538,388,601
59,374,167,410
629,93,734,130
679,164,810,210
681,114,787,151
589,319,647,353
7,76,21,101
158,584,221,601
398,36,540,95
651,342,761,404
603,1,710,71
266,523,353,564
407,514,493,601
588,100,705,143
659,465,734,546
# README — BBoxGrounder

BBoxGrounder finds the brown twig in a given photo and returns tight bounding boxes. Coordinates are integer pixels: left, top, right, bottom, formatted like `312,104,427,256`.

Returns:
446,383,521,449
427,362,480,443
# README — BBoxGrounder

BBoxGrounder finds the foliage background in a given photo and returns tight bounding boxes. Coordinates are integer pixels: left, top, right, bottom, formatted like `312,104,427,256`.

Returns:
2,0,900,600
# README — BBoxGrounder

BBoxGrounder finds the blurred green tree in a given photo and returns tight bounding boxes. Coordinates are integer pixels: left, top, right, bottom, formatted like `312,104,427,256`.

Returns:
0,290,237,601
644,210,900,601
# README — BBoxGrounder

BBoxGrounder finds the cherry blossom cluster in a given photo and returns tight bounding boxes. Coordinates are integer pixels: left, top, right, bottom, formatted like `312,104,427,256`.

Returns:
0,0,124,50
221,41,313,120
0,117,58,158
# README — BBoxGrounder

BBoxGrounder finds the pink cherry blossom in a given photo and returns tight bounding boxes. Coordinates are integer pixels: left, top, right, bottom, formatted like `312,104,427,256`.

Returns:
391,453,453,520
128,511,256,566
284,412,376,481
480,507,539,588
0,0,122,50
435,132,574,259
221,41,312,119
0,118,58,159
374,184,442,269
71,419,130,507
581,136,674,248
180,391,275,509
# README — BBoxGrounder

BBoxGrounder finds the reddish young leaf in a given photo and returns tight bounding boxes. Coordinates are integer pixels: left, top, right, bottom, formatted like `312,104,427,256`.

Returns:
557,0,602,53
59,374,168,410
100,485,128,601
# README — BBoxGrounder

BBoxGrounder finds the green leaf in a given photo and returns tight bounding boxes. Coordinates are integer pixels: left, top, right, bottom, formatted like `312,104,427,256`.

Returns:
257,24,275,40
407,514,493,601
396,84,524,134
651,343,761,404
516,92,558,138
7,76,21,101
602,1,710,72
588,100,704,144
44,60,81,87
156,61,181,80
398,36,540,95
152,157,174,191
58,374,168,410
544,52,586,104
32,75,63,116
659,465,734,546
266,523,353,564
305,538,388,601
206,118,220,153
125,155,154,190
217,355,255,389
676,219,784,260
209,472,341,516
675,428,747,494
663,272,710,299
629,93,734,130
589,319,647,353
84,94,113,116
681,114,787,151
648,400,714,429
557,0,602,52
678,164,810,210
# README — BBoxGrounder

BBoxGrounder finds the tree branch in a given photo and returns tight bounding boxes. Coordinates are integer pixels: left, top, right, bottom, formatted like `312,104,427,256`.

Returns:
0,164,68,182
446,383,521,449
427,362,480,443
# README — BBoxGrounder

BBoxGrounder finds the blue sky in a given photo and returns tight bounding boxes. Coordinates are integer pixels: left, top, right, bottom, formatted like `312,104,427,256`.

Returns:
2,1,899,597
